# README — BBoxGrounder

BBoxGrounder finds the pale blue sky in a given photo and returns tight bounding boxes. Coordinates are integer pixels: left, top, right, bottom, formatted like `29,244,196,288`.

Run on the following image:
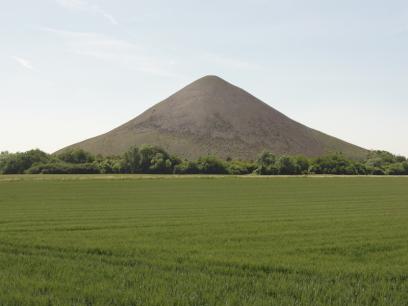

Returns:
1,0,407,156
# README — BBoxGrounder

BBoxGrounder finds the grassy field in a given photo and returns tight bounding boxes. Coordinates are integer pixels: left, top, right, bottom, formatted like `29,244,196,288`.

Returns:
0,176,407,305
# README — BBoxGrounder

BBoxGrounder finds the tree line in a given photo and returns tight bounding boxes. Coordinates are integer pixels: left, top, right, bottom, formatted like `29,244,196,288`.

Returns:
0,146,407,175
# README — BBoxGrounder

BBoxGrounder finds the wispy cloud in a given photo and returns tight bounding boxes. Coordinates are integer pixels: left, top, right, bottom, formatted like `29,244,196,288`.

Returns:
42,27,260,77
55,0,118,25
43,28,180,77
12,56,34,70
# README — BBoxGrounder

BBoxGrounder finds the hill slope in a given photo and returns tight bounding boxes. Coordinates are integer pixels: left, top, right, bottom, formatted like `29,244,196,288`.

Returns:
58,76,368,160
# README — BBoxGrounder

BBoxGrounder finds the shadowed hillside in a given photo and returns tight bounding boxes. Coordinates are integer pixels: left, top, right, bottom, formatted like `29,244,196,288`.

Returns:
57,76,368,160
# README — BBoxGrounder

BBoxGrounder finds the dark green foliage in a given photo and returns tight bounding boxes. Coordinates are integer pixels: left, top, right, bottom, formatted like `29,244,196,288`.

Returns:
369,167,386,175
364,151,408,175
93,157,124,174
395,155,407,162
256,151,279,175
174,158,255,175
227,160,257,175
25,149,50,165
122,146,141,173
196,156,229,174
294,156,311,174
57,148,95,164
26,162,99,174
0,152,22,174
275,156,299,175
142,146,174,174
257,154,310,175
174,160,200,174
0,149,50,174
386,162,408,175
310,154,366,175
123,145,177,174
367,150,398,164
1,147,407,175
255,151,408,176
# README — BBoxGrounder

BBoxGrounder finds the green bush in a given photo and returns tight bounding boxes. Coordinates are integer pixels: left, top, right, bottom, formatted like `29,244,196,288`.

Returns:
122,145,177,174
228,160,257,175
276,156,299,175
0,149,50,174
93,158,124,174
122,147,141,173
196,156,229,174
2,147,407,176
256,152,279,175
386,162,408,175
310,154,366,175
57,149,95,164
256,154,310,175
27,162,100,174
294,156,311,174
174,161,200,174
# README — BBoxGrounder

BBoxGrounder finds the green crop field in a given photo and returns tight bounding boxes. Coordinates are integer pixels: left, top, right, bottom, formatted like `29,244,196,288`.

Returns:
0,176,407,305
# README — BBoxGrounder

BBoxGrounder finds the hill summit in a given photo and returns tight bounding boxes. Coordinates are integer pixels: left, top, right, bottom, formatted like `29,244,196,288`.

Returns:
58,75,368,160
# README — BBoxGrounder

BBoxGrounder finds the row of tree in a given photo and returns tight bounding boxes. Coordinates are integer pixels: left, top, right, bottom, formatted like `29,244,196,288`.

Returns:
0,146,407,175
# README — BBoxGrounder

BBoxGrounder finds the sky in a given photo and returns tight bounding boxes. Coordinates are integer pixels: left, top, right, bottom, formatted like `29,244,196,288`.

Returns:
0,0,407,156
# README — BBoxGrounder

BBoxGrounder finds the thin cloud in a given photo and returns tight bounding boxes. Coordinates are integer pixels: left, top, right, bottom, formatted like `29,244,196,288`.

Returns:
55,0,84,9
43,28,180,78
12,56,34,70
97,10,118,25
55,0,118,25
42,28,258,77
